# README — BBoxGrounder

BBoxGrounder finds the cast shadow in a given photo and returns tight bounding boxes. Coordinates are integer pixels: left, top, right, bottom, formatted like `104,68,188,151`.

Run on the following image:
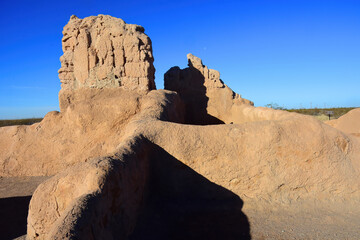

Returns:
164,63,224,125
129,144,251,240
0,196,31,240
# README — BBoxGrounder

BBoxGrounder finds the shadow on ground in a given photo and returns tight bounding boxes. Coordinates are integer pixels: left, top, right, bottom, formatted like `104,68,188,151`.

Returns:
130,144,251,240
0,196,31,240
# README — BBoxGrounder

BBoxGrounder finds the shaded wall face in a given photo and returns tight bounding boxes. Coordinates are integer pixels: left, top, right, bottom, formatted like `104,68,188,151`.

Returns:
164,54,254,125
58,15,155,92
164,66,224,125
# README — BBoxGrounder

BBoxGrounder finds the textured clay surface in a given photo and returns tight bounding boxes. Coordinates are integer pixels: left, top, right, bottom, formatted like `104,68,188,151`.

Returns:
1,14,360,240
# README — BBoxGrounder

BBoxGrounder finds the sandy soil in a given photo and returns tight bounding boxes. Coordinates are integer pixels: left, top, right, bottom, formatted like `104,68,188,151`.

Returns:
0,176,50,240
1,177,360,239
245,201,360,240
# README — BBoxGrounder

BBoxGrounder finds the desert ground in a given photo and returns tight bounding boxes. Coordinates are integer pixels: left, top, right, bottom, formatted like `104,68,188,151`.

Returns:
2,176,360,239
0,176,49,239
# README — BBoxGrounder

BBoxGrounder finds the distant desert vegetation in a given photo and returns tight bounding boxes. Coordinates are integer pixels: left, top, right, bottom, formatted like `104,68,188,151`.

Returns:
0,118,42,127
0,107,354,127
286,107,355,120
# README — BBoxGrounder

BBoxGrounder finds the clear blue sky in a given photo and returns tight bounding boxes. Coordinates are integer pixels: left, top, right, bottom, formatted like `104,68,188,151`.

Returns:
0,0,359,119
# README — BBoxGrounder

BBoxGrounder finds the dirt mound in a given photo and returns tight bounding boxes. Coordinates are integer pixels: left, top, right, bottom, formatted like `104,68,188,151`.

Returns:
27,104,360,239
136,115,360,203
0,89,183,177
326,108,360,136
0,89,142,176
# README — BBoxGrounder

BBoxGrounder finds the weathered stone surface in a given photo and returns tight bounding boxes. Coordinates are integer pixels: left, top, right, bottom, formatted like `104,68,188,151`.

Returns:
0,13,359,240
58,14,155,94
0,89,141,176
0,14,179,177
140,115,360,203
0,89,182,177
164,53,253,124
26,103,360,239
27,136,151,240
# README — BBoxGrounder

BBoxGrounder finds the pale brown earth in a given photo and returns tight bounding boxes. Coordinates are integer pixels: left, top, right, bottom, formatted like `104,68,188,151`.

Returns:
0,14,360,240
246,202,360,240
26,99,360,239
326,108,360,136
0,176,49,240
0,89,150,176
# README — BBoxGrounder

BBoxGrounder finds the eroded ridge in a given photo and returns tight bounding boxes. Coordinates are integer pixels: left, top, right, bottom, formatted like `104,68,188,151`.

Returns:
164,53,253,124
